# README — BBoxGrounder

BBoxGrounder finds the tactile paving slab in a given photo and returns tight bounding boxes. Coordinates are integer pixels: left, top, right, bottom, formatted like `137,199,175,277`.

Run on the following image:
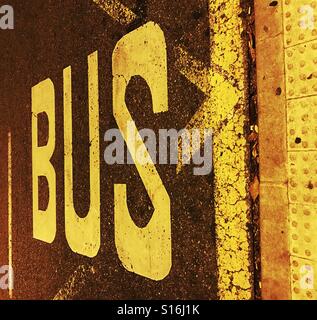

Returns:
257,0,317,300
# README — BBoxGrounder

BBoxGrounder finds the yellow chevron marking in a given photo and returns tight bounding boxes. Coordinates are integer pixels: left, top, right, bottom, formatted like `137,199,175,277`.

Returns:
92,0,137,25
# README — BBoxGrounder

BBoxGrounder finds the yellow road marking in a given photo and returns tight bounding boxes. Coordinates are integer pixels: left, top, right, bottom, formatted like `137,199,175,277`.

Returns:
113,22,172,281
174,45,212,95
54,265,95,300
92,0,137,25
175,0,250,300
64,52,101,258
209,0,250,300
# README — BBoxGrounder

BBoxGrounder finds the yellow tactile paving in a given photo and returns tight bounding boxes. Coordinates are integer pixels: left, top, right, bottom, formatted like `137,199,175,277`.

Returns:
291,256,317,300
289,204,317,260
285,42,317,99
257,0,317,300
283,0,317,47
283,0,317,300
287,97,317,150
288,152,317,205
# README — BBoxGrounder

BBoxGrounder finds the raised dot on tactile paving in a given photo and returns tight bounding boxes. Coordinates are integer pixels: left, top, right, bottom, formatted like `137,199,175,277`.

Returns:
291,194,297,201
304,195,311,202
302,114,309,121
292,260,299,267
304,236,311,243
304,209,311,216
300,74,306,80
290,154,297,161
307,292,313,299
306,250,312,257
290,180,297,188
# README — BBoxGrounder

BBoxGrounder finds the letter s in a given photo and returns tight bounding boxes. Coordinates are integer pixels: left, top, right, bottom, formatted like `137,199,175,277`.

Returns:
112,22,171,281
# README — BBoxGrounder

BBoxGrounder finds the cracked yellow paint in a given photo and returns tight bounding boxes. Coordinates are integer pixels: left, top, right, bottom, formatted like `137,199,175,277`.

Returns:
210,0,252,299
206,0,251,300
173,1,251,300
177,0,251,299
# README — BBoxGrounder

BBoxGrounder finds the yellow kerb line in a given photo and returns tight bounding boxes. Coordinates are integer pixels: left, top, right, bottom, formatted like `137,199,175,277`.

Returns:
177,0,251,299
